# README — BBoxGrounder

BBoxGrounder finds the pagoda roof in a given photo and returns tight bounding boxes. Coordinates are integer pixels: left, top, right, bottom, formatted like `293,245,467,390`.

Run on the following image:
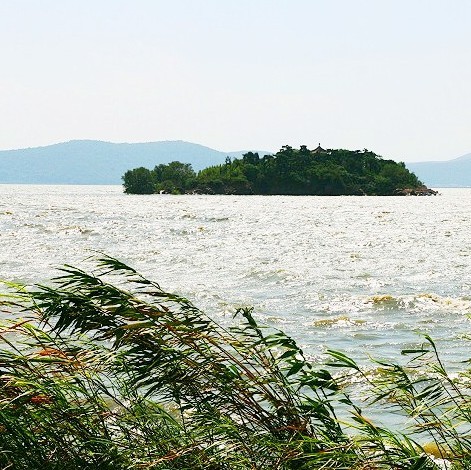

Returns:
312,144,326,153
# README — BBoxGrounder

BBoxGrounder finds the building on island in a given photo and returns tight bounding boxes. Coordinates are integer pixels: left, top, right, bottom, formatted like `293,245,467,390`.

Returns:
312,143,326,154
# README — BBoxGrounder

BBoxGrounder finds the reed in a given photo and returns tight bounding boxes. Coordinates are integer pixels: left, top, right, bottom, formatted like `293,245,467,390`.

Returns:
0,256,469,469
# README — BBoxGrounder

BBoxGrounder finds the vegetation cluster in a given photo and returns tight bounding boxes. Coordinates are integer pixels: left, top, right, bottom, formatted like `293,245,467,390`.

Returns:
122,146,424,196
1,257,470,469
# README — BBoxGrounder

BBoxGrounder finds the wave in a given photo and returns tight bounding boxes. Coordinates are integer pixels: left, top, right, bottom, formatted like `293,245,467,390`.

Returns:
363,293,471,314
312,315,366,327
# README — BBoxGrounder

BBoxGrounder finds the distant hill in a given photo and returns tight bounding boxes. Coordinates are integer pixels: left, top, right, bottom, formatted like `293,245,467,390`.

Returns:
406,153,471,187
4,140,468,187
0,140,271,185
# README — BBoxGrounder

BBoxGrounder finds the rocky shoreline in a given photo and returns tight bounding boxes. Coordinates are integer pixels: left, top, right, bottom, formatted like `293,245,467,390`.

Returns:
394,186,438,196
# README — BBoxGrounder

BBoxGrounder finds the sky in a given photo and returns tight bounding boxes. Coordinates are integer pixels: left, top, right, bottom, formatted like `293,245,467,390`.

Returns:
1,0,470,162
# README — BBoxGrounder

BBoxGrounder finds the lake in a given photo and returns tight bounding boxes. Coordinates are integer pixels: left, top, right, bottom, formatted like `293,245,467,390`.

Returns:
1,185,470,370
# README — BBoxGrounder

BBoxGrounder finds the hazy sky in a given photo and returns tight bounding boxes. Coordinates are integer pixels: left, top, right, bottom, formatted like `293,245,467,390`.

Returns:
1,1,470,161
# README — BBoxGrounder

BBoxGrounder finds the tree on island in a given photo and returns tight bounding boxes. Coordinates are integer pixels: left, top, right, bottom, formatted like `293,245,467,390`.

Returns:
122,146,429,196
122,167,154,194
122,161,196,194
153,161,196,194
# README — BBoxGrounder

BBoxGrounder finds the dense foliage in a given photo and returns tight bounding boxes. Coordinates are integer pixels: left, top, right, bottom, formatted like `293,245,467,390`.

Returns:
1,257,470,469
123,162,196,194
122,146,424,195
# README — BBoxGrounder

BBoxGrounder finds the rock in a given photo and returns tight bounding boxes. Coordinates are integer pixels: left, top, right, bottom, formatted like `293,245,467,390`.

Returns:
394,186,438,196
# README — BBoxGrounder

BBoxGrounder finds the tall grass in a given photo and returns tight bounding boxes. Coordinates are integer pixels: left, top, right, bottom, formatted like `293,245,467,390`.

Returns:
0,256,469,469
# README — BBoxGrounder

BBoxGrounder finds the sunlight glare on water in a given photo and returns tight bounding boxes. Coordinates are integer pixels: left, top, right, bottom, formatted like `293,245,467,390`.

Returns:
0,185,470,368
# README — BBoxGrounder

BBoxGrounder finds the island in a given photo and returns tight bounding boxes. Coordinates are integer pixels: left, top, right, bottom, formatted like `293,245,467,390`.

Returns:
122,145,436,196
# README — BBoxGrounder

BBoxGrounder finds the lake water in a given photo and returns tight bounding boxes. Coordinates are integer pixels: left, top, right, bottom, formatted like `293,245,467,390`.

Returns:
1,185,470,370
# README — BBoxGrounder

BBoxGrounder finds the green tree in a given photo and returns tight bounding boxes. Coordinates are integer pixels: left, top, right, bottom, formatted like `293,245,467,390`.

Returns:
121,147,427,196
122,167,155,194
153,161,196,193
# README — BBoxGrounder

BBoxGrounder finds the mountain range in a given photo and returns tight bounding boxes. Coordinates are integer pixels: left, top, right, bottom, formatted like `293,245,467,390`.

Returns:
0,140,469,187
0,140,269,185
405,153,471,188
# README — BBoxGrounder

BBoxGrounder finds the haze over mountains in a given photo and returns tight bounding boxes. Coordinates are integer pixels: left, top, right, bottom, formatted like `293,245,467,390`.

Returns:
0,140,469,187
406,153,471,188
0,140,270,185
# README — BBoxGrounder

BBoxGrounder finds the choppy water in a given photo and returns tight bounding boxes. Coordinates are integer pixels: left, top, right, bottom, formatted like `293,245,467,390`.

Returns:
1,185,470,369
